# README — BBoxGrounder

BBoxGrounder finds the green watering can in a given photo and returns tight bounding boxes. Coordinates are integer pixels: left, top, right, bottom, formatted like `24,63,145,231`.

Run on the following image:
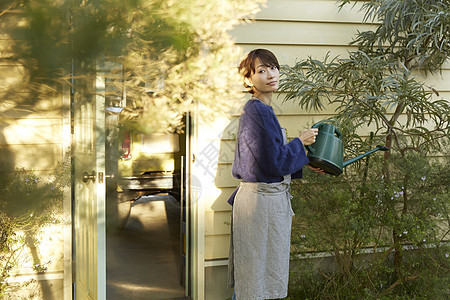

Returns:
305,123,389,176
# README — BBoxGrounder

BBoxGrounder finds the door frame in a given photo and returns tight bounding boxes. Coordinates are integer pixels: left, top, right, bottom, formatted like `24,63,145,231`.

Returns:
188,106,204,300
94,62,107,300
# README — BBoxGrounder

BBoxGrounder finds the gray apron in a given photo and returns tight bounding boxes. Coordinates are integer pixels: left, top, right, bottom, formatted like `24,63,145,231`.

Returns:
228,128,295,300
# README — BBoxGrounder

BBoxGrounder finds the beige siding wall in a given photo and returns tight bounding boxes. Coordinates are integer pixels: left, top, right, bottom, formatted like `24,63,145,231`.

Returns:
199,0,450,298
0,11,69,300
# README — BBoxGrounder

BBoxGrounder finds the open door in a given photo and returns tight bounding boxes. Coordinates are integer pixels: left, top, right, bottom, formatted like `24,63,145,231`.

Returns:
72,60,107,300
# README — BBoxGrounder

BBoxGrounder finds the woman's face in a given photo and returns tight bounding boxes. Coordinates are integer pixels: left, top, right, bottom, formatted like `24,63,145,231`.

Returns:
248,58,279,94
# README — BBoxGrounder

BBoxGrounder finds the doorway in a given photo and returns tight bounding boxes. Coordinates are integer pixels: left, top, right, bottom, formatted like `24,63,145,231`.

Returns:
72,61,192,299
105,114,190,300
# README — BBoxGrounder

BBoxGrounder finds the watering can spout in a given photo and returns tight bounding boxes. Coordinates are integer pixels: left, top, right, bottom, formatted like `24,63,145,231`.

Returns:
342,145,389,168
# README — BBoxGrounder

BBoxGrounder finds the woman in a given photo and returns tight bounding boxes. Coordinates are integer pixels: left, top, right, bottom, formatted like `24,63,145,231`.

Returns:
228,49,319,300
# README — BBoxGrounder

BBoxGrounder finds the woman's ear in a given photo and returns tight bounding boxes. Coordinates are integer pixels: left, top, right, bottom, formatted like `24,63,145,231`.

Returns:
244,77,253,87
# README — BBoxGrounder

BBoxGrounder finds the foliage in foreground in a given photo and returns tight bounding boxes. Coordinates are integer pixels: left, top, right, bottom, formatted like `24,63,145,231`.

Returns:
0,159,68,299
1,0,265,134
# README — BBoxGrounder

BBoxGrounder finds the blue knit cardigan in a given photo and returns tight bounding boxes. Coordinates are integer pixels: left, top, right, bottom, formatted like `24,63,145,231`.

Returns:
228,99,309,205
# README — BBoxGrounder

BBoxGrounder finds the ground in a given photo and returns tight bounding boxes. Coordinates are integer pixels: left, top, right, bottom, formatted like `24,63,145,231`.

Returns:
107,194,186,300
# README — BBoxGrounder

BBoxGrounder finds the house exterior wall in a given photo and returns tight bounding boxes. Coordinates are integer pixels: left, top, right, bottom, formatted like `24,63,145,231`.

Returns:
0,10,70,300
196,1,450,299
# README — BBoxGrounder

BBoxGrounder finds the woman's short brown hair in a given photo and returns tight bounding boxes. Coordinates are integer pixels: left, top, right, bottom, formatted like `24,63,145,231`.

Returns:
238,49,280,94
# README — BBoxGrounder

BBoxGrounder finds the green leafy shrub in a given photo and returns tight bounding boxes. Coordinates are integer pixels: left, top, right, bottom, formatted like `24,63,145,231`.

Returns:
288,148,449,299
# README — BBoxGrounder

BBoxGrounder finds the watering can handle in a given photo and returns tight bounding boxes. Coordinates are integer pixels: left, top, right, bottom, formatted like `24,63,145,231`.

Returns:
311,122,342,139
305,143,314,153
306,123,342,154
334,127,342,139
305,123,323,153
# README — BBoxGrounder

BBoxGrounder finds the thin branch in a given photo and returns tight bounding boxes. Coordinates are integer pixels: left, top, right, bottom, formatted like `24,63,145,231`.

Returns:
0,1,19,17
379,274,420,296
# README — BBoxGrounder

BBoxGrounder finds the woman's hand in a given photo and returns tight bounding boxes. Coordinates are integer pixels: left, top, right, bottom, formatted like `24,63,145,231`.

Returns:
299,128,319,146
306,164,326,174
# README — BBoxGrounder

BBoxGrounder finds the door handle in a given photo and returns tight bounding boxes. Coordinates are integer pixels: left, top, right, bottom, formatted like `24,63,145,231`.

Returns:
82,171,96,183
